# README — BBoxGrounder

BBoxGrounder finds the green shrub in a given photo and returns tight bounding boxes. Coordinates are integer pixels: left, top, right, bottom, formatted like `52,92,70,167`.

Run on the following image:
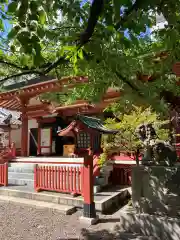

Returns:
101,106,170,156
98,152,108,168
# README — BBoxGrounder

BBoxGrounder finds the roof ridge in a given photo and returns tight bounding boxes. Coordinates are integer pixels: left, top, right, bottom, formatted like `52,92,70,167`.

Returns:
78,114,102,122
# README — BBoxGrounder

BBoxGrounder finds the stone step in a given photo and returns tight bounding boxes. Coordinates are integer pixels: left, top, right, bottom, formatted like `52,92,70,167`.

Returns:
8,172,34,186
8,163,35,173
8,178,34,187
115,232,158,239
0,186,130,213
0,187,84,208
8,172,34,180
8,166,34,173
0,195,76,215
84,231,157,239
9,163,36,168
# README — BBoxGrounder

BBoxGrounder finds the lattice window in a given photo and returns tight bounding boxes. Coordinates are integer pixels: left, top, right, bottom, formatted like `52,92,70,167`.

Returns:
77,132,91,148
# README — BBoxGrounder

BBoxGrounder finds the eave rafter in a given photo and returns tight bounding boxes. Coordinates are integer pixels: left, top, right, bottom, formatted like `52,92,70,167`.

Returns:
0,76,88,111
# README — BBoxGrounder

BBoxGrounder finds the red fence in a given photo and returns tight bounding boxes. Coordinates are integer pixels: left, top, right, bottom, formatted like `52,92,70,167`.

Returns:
111,164,132,186
0,163,8,186
34,164,83,195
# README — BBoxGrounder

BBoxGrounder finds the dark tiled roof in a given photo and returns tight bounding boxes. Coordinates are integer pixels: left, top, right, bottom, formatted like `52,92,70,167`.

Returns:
77,115,118,134
3,75,55,91
58,115,118,136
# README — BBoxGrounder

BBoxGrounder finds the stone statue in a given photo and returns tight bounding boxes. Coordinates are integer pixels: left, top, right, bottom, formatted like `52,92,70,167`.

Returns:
136,123,177,166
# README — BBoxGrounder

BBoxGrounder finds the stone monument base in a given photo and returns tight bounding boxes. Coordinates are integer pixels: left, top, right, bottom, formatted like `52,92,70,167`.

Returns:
132,165,180,216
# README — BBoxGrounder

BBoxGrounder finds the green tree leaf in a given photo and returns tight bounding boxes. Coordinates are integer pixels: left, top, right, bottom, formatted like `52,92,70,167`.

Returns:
78,49,84,60
10,44,16,53
0,0,179,117
8,1,18,13
0,19,4,31
8,26,20,39
20,54,29,66
38,9,47,25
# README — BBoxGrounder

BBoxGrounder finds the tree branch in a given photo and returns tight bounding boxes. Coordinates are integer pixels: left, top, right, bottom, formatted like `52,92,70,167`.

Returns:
115,71,144,97
43,57,69,74
0,0,104,82
0,0,141,83
42,1,104,75
0,60,29,70
52,26,81,31
42,0,143,76
78,0,104,46
115,0,143,31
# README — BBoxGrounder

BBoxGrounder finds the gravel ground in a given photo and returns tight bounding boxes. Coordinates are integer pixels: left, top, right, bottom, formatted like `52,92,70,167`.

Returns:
0,201,84,240
0,201,155,240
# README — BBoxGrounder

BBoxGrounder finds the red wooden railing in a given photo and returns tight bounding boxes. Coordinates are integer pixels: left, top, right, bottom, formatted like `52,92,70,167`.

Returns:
0,163,8,186
34,164,83,195
111,164,132,186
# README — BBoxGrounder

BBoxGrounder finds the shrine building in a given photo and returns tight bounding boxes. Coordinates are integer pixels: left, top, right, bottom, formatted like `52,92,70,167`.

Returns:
0,75,120,158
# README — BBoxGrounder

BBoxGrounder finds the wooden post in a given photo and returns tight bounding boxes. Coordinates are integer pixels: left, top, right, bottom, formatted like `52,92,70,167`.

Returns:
21,103,28,157
34,164,37,190
11,142,16,158
82,155,97,219
4,162,8,186
8,127,11,148
37,120,41,155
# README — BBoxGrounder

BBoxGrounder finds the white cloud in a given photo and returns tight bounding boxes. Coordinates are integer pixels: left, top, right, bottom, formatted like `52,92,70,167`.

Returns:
150,13,167,40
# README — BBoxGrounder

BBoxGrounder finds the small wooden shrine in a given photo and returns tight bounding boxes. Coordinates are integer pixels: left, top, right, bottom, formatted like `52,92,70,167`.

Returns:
58,115,118,157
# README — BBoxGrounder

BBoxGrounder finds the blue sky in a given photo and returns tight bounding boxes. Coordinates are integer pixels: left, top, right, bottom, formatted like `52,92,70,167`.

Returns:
1,19,11,35
124,26,151,39
0,3,11,38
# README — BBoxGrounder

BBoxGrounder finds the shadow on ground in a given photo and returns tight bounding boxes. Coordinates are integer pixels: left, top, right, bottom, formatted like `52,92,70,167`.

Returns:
69,223,160,239
77,215,179,239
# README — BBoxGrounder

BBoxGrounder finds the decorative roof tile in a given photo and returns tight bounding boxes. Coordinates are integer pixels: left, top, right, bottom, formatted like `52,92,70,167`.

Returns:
0,108,21,126
77,115,118,134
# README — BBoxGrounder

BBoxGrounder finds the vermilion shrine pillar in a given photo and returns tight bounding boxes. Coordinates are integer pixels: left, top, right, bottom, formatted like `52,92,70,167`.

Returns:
80,155,98,224
21,101,28,157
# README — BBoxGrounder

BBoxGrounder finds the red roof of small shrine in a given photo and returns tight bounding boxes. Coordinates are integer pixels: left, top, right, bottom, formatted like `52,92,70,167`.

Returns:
58,115,118,136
